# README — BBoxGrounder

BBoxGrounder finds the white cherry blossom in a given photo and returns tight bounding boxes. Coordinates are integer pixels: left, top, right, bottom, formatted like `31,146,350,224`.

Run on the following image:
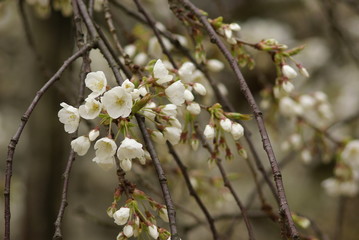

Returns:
71,136,90,156
165,80,185,106
184,89,194,101
342,140,359,168
89,129,100,141
231,122,244,140
148,225,159,239
94,137,117,159
282,65,297,79
163,126,182,145
121,79,135,92
204,124,215,140
120,158,132,172
193,83,207,96
207,59,224,72
85,71,107,98
113,207,130,225
117,138,144,161
178,62,195,82
102,86,133,118
153,59,173,85
123,225,134,238
151,130,166,144
161,104,177,117
220,118,232,132
58,102,80,133
186,102,201,115
79,97,102,119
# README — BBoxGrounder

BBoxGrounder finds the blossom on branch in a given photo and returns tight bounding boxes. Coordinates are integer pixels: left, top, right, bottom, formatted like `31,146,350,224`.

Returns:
58,102,80,133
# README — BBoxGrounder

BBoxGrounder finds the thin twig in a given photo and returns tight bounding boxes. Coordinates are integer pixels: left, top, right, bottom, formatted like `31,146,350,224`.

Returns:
52,2,93,239
136,114,179,239
133,0,178,68
334,196,346,240
194,124,256,240
167,142,220,240
129,2,218,238
4,43,95,240
76,2,179,237
171,1,299,238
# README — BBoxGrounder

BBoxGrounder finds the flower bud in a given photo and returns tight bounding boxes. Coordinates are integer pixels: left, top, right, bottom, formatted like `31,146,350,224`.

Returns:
151,130,166,144
148,225,159,239
299,67,310,78
282,81,294,94
120,159,132,172
231,123,244,140
193,83,207,96
207,59,224,72
282,65,297,79
71,136,91,156
204,124,215,140
113,207,130,225
123,225,134,238
186,102,201,115
89,129,100,141
184,89,194,101
220,118,232,132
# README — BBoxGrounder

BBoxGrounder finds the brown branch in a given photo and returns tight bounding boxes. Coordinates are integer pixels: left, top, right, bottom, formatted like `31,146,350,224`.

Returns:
133,0,178,69
194,124,256,240
4,42,95,240
129,4,219,237
52,2,93,238
167,142,220,240
171,1,300,238
111,0,280,216
136,115,179,239
75,2,179,237
334,196,347,240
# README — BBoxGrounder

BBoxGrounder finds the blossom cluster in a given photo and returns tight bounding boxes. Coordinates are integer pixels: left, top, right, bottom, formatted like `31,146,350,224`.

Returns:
322,140,359,197
107,189,171,240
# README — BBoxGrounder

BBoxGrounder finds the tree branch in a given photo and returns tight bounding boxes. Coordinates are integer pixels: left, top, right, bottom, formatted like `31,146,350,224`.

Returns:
194,123,256,240
171,1,299,238
4,42,95,240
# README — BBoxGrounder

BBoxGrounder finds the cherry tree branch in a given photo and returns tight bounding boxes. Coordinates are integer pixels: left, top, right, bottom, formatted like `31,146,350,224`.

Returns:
110,0,280,214
167,142,220,240
170,1,299,238
4,42,95,240
194,124,256,240
75,2,179,237
53,2,93,238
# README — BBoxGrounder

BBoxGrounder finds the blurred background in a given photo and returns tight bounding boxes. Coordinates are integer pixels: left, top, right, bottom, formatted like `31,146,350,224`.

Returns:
1,0,359,239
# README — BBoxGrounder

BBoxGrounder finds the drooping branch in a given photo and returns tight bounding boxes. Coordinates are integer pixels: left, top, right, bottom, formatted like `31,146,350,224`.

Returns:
170,1,299,238
4,42,95,240
75,1,179,237
136,115,179,239
167,142,220,240
110,0,280,214
194,123,256,240
52,2,92,238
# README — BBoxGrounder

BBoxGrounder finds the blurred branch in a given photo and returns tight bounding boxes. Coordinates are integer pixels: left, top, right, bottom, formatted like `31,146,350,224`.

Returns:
4,42,95,240
320,0,359,66
169,0,299,239
194,123,256,240
167,142,220,240
334,196,347,240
